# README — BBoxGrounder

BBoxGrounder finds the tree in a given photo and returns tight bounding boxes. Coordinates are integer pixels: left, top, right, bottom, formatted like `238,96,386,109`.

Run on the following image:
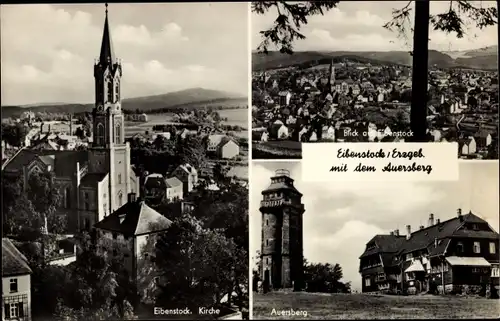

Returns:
254,1,497,140
26,171,66,234
54,232,137,320
2,122,29,147
144,214,247,312
304,261,350,293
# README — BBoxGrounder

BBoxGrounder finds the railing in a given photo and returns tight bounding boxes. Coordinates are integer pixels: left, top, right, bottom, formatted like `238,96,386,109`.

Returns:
260,199,304,211
274,169,290,177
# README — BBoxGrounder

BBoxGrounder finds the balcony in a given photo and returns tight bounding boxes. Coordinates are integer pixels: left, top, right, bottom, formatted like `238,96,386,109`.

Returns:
260,199,304,211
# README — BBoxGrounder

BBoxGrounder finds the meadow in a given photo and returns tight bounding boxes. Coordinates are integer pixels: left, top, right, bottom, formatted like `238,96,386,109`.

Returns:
124,108,248,138
253,292,500,320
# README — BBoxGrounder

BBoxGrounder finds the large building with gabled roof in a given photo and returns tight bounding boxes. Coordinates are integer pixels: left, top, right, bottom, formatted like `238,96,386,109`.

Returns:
359,209,499,297
2,5,140,234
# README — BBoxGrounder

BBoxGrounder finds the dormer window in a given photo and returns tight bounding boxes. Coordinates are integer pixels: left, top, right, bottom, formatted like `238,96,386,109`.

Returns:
119,214,126,224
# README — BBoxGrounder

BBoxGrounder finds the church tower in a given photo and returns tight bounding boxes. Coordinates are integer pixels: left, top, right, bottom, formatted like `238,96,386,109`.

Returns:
260,169,305,290
88,3,131,214
328,59,336,93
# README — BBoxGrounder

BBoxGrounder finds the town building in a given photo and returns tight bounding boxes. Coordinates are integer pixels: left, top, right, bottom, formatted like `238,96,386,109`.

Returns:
172,163,198,195
2,238,32,321
359,210,499,297
94,193,172,299
259,169,305,290
1,6,140,233
207,135,240,159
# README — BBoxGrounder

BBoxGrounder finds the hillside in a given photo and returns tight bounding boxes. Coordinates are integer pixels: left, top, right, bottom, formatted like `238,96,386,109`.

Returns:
252,48,496,71
1,88,247,119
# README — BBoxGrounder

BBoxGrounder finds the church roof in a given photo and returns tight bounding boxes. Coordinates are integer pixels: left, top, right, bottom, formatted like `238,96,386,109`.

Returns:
99,4,115,67
2,238,32,277
94,199,172,236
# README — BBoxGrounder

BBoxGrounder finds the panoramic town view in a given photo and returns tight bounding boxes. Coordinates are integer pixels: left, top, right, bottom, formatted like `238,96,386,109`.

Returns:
251,161,499,319
1,3,249,320
251,1,498,159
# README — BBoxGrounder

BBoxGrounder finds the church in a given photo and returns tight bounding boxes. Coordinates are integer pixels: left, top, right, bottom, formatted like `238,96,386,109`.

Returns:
3,4,140,234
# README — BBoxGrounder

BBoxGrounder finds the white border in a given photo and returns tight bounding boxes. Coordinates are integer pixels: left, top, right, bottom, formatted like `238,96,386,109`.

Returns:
247,1,254,319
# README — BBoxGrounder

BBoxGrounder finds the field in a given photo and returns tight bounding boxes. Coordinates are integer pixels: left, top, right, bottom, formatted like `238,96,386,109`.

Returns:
252,141,302,159
124,108,248,138
253,292,500,320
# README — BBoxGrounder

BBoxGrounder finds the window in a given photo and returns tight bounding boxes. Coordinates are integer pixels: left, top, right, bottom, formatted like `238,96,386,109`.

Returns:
118,173,122,184
457,242,464,254
10,278,18,293
84,192,89,211
472,267,480,273
115,81,120,102
6,303,23,318
265,219,269,226
115,123,121,143
491,267,500,277
266,239,269,246
473,241,481,254
365,278,371,287
490,242,496,254
107,78,113,103
118,191,123,207
96,123,105,145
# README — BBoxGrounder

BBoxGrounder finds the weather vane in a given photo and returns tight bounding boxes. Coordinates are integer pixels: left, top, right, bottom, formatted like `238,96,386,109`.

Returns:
105,3,108,14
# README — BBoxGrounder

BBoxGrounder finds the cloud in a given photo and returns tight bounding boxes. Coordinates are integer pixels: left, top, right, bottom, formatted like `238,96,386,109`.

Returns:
1,3,248,105
252,1,497,52
251,161,499,292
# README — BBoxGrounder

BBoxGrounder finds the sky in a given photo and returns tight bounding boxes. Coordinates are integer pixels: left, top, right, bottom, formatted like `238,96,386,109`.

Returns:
250,160,499,292
252,1,498,52
1,3,249,106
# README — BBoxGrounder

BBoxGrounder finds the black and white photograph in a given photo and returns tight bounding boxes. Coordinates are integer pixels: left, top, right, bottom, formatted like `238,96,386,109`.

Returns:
1,3,249,320
250,160,499,319
251,1,499,159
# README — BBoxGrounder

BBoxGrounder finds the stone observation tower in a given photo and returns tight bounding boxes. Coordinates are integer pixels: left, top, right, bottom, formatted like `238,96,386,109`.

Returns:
260,169,305,290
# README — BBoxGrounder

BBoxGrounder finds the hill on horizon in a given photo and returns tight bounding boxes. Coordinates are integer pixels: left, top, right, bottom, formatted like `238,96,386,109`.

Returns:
252,47,497,71
1,88,247,119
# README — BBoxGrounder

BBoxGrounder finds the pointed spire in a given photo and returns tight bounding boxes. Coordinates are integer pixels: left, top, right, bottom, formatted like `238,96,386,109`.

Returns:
99,3,115,67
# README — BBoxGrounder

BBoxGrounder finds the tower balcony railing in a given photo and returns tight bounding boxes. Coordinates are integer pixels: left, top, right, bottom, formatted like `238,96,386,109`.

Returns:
260,199,304,211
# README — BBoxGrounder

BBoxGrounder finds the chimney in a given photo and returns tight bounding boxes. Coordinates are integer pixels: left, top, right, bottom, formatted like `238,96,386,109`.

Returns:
428,213,434,227
457,208,462,217
406,225,411,240
419,225,424,230
436,218,440,224
390,231,394,236
395,229,400,236
128,192,137,203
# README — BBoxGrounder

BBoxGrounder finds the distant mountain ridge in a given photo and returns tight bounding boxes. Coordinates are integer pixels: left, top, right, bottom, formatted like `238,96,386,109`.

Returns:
1,88,247,119
253,46,498,71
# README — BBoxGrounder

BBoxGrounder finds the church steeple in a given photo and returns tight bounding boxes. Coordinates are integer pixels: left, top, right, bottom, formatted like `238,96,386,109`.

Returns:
99,3,115,67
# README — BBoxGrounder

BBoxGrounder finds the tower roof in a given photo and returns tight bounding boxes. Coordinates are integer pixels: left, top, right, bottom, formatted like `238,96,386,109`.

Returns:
262,169,302,196
99,3,115,67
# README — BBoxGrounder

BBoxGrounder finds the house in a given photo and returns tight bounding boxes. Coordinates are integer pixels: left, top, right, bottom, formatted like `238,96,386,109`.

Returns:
475,131,492,149
2,238,32,321
459,137,477,155
269,124,289,140
278,91,292,106
165,177,183,202
359,210,499,297
94,193,172,301
172,163,198,194
207,135,240,159
322,126,335,141
144,173,167,202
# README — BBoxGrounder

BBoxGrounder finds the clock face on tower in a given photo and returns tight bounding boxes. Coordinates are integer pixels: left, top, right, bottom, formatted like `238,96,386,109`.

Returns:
97,104,104,112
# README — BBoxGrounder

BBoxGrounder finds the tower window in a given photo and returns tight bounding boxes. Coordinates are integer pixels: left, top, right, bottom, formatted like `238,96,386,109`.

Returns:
115,123,121,143
107,78,113,103
266,219,269,226
84,192,90,211
96,123,105,145
115,81,120,101
118,191,123,207
118,174,122,184
266,239,269,246
473,242,481,254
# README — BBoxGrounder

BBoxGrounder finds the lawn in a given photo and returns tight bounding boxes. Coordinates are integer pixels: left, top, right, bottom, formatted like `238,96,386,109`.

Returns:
252,292,500,320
